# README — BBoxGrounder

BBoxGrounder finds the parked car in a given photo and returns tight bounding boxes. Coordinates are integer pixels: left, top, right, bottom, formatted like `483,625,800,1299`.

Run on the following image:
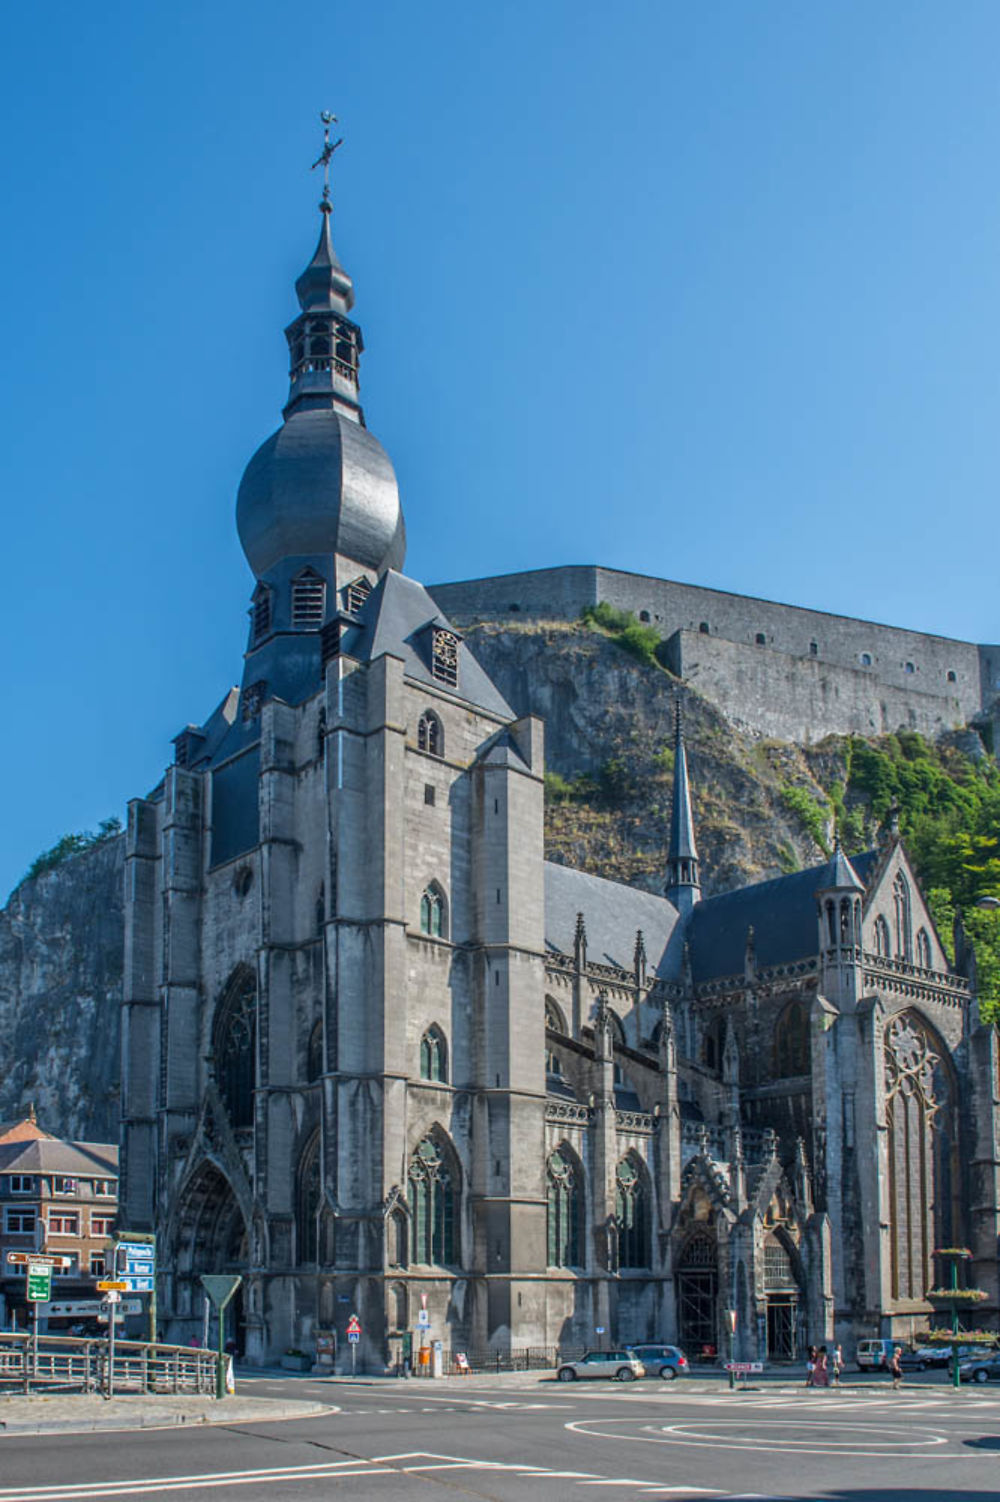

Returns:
959,1353,1000,1384
556,1350,645,1382
856,1339,895,1370
629,1343,689,1380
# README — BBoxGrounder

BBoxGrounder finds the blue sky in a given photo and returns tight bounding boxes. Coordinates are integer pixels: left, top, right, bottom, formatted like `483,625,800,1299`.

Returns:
2,1,999,899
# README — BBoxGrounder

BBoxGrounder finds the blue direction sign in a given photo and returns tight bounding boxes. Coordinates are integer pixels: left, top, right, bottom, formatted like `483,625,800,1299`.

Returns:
116,1238,156,1293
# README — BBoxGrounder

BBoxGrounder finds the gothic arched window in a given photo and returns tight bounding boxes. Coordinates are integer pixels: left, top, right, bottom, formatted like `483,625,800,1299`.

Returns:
884,1011,960,1300
213,968,257,1130
545,997,567,1035
296,1134,321,1266
419,884,446,939
306,1021,323,1084
388,1208,408,1269
615,1155,650,1269
389,1280,408,1331
874,915,890,957
417,710,443,757
774,1001,810,1077
547,1147,584,1268
408,1135,457,1266
291,569,326,629
420,1026,448,1083
916,928,932,969
893,872,913,961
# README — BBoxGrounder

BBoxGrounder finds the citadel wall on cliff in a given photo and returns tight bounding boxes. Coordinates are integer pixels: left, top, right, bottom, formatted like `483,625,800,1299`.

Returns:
431,564,1000,751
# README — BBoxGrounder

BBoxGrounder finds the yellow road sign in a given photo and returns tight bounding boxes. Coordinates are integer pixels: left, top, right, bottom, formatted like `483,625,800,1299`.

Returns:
96,1280,129,1291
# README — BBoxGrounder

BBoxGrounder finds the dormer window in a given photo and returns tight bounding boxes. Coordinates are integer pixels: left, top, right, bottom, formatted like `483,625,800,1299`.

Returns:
345,576,372,616
291,569,325,629
242,680,268,724
252,585,272,644
431,628,460,688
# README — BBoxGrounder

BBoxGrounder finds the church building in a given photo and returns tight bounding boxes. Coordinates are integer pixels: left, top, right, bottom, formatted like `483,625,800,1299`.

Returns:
119,175,1000,1369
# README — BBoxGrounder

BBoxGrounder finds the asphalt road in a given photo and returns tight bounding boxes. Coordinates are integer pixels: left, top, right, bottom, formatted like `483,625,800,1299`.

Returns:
3,1373,1000,1501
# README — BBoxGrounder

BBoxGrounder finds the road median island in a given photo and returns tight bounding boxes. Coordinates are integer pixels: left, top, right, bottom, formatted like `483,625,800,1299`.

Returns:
0,1393,334,1437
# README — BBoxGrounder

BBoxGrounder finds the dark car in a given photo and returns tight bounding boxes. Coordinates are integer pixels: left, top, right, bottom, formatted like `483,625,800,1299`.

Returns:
959,1353,1000,1384
630,1343,689,1380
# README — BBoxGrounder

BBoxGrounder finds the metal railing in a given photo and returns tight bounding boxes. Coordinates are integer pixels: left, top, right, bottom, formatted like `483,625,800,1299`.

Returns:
0,1331,217,1396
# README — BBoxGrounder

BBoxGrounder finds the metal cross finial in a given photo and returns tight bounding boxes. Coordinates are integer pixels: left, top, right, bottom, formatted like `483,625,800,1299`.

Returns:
311,110,344,213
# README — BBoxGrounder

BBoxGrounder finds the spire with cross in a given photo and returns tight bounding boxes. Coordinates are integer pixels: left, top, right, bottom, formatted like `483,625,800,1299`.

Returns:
311,110,344,214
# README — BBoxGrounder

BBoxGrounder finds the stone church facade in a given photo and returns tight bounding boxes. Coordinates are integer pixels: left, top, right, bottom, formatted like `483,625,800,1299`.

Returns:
120,190,1000,1369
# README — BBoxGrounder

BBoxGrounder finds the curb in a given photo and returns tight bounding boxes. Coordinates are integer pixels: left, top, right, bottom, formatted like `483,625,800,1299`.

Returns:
0,1399,335,1438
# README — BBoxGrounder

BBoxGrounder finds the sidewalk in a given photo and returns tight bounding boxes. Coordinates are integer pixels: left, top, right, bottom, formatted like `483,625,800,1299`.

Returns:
0,1392,333,1437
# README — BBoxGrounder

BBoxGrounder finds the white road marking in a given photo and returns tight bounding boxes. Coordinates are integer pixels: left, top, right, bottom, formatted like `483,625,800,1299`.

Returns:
566,1414,957,1461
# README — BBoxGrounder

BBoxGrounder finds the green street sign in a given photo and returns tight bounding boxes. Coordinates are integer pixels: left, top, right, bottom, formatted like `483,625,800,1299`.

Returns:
27,1265,52,1302
200,1274,242,1311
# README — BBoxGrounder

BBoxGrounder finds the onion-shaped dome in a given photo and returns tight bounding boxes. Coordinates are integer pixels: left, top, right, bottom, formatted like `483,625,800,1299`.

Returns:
235,203,406,577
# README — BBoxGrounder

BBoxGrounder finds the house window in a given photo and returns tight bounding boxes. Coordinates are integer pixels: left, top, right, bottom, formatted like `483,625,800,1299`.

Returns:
417,710,443,756
431,628,460,688
810,642,818,656
860,652,872,667
947,670,957,684
4,1208,36,1234
408,1136,457,1266
419,885,446,939
94,1180,117,1198
7,1176,34,1194
699,622,710,635
420,1026,448,1083
424,783,435,807
48,1212,79,1235
89,1253,106,1277
615,1156,650,1269
90,1216,114,1237
291,570,326,629
54,1254,79,1278
547,1148,583,1268
755,632,766,646
345,576,372,615
53,1178,77,1195
904,661,915,675
252,585,272,643
639,610,650,623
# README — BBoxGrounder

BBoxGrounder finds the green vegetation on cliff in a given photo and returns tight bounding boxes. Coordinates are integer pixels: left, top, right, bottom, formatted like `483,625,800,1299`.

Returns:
21,818,123,886
831,732,1000,1020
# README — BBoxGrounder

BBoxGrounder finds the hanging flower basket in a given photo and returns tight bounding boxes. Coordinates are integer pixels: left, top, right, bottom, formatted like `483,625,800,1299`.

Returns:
926,1288,988,1305
915,1328,998,1345
933,1247,973,1259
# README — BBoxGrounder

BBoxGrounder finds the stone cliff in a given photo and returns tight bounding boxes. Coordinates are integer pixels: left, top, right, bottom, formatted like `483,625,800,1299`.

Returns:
0,835,124,1140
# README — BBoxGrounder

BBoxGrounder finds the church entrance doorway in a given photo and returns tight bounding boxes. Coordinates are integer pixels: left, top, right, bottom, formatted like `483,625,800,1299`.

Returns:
765,1294,797,1361
676,1232,718,1358
171,1160,250,1347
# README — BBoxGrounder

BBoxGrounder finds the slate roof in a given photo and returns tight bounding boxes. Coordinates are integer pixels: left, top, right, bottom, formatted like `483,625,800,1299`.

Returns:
544,861,681,973
347,570,514,720
687,849,878,984
0,1138,118,1178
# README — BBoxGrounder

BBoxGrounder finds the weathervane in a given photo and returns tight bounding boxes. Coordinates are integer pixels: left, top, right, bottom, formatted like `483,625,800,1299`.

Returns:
311,110,344,213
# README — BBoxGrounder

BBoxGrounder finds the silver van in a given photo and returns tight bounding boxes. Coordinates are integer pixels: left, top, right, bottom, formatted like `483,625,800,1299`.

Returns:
856,1338,895,1370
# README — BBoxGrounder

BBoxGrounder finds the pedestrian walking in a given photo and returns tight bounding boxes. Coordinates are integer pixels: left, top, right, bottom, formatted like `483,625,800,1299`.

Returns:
813,1347,830,1387
805,1344,817,1386
832,1343,843,1386
890,1346,903,1390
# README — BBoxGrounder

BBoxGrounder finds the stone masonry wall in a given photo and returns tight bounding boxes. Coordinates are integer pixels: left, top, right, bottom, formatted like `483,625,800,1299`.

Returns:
666,629,966,745
430,565,994,736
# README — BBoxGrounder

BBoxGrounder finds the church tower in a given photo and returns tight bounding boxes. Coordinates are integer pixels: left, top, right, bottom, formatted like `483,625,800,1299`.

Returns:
121,131,548,1366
